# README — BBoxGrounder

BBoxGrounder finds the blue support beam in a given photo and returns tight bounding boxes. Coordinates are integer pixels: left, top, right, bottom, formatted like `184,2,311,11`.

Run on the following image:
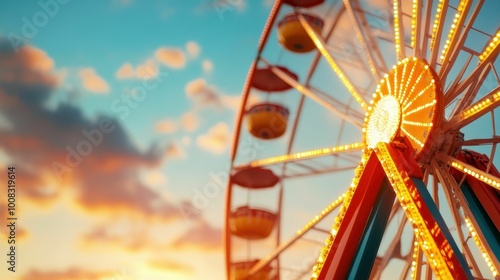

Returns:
347,179,396,280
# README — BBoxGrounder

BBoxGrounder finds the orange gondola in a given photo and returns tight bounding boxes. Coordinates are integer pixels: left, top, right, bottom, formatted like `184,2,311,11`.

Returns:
246,103,289,140
229,206,277,240
277,13,324,53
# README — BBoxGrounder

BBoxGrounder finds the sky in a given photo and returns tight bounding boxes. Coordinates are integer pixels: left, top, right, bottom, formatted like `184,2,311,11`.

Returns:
0,0,498,279
0,1,276,279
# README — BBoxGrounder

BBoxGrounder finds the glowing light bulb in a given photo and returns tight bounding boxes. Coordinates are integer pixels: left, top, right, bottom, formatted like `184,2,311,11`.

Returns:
366,95,401,149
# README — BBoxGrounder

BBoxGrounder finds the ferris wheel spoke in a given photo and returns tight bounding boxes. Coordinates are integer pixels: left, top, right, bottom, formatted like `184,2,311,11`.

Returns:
461,136,500,147
260,59,364,128
411,0,423,57
283,165,358,180
431,159,500,278
443,86,500,131
430,160,485,279
444,53,474,109
429,0,450,68
445,30,500,104
296,13,369,110
448,69,491,117
479,29,500,63
343,0,387,79
438,0,473,65
420,0,433,58
308,85,365,121
434,151,500,191
393,0,405,60
241,142,364,168
439,0,481,82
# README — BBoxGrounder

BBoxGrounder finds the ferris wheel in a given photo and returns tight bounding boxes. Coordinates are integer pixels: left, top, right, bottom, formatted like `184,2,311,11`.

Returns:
224,0,500,279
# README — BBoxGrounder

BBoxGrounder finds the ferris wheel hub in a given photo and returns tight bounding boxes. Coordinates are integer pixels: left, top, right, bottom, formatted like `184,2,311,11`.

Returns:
363,57,444,164
366,95,402,149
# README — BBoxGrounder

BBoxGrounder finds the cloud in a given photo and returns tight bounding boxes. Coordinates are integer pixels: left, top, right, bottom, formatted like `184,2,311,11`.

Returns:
202,59,213,74
148,258,192,274
116,59,158,80
185,78,220,106
180,111,199,132
186,41,201,59
196,122,231,154
135,59,158,79
171,219,222,251
0,41,181,222
155,47,186,69
155,119,177,134
143,170,168,187
20,268,114,280
165,142,185,159
0,44,58,86
78,68,110,94
81,223,159,252
115,63,134,79
184,78,259,112
155,112,198,134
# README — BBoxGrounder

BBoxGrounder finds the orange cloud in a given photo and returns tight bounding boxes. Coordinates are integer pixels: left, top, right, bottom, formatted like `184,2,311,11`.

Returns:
155,47,186,69
202,59,213,74
73,167,180,222
20,268,114,280
116,60,158,80
180,111,199,132
165,142,185,159
143,170,168,186
196,122,231,154
171,219,222,251
135,59,158,79
148,258,192,274
186,41,201,59
155,119,177,133
78,68,110,94
185,78,220,107
185,77,256,112
0,45,58,86
81,223,156,252
115,63,134,79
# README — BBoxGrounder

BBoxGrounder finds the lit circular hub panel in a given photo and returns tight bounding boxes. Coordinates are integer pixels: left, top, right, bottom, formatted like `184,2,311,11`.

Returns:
363,57,443,159
366,95,401,149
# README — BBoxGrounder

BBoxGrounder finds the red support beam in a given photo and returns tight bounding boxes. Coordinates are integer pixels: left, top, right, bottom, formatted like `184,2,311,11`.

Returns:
317,152,385,279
